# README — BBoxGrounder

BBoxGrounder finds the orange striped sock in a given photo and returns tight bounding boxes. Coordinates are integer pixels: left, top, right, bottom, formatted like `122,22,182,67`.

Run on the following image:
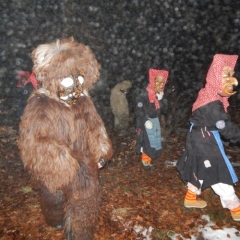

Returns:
142,152,151,164
230,206,240,214
185,190,197,202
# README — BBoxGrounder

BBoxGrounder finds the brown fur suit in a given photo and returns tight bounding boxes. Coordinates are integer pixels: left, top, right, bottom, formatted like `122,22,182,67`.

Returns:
110,80,132,131
18,37,113,240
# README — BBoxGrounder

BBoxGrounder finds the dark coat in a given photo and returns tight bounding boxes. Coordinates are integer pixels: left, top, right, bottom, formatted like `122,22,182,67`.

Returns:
135,89,168,159
177,100,240,190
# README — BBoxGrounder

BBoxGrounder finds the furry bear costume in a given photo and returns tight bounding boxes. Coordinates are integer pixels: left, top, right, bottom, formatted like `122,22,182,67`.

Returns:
110,80,132,131
18,37,113,239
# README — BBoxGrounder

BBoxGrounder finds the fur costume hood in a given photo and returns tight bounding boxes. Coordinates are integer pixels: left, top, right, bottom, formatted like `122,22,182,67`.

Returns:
112,80,132,93
32,37,101,99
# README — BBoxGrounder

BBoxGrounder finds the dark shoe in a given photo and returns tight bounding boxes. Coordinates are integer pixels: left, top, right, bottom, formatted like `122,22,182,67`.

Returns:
141,162,156,170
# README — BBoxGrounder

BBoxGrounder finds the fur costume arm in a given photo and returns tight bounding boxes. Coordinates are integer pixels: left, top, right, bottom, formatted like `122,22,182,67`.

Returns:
18,93,80,193
73,96,113,163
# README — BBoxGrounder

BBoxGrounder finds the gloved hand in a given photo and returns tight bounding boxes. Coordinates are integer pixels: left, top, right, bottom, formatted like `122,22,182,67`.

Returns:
144,120,153,129
98,158,105,168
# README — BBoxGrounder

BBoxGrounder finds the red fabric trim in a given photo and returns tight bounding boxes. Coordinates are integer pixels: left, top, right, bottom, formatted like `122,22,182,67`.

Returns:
24,72,38,89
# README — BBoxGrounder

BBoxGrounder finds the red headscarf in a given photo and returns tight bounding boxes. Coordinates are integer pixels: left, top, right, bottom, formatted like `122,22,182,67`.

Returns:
24,72,38,89
192,54,238,112
146,68,169,109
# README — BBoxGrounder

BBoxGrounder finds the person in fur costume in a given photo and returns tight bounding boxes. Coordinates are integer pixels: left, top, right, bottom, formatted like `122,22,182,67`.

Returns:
135,69,168,170
18,37,113,239
177,54,240,221
110,80,132,133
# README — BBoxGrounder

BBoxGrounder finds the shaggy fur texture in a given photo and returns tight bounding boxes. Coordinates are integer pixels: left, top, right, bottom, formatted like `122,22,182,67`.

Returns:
110,80,132,131
18,37,113,240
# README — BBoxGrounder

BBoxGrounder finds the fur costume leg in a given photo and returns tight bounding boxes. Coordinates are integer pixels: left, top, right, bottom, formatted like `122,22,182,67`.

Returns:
114,116,121,129
64,160,100,240
37,186,65,228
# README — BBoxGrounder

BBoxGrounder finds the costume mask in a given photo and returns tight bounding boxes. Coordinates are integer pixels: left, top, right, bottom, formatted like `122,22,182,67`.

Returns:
154,76,164,94
58,73,84,105
220,66,238,97
147,68,169,109
192,54,238,113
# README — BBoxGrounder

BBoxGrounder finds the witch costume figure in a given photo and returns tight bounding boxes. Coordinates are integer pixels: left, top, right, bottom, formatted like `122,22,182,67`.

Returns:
135,69,168,170
177,54,240,221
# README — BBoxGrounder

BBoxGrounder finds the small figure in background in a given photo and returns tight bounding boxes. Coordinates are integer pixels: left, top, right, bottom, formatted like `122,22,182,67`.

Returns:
110,80,132,134
177,54,240,221
135,69,168,170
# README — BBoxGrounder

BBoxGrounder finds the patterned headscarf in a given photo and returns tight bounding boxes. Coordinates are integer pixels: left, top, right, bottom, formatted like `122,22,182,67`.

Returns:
146,68,169,109
24,72,38,89
192,54,238,112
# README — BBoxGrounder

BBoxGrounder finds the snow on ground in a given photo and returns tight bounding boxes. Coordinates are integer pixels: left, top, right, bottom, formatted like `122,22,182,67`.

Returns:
171,215,240,240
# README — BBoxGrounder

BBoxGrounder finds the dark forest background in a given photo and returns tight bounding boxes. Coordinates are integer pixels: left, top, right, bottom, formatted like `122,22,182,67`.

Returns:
1,0,240,129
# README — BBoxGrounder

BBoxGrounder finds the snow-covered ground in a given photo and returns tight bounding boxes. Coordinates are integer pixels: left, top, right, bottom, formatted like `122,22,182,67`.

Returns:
171,215,240,240
132,215,239,240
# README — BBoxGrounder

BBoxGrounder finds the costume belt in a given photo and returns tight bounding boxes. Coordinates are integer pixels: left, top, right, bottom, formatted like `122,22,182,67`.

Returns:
191,125,217,131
